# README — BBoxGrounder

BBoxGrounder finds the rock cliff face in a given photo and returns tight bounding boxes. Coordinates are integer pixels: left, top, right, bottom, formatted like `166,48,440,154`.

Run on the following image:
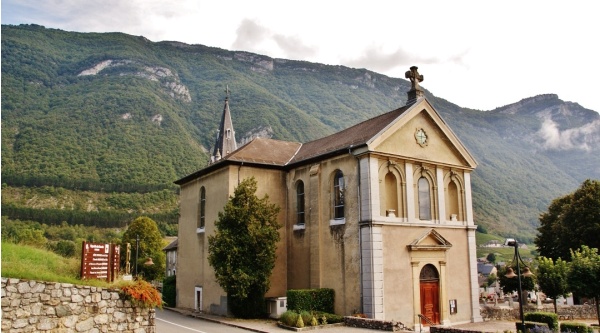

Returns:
234,52,274,73
78,60,192,102
239,125,274,146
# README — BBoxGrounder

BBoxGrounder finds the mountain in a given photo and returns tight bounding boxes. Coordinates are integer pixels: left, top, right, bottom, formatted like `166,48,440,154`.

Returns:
2,24,599,241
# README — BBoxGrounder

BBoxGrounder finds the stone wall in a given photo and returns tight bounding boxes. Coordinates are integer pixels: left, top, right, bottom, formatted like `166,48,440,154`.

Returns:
343,316,408,331
480,304,598,321
431,327,482,333
1,278,155,333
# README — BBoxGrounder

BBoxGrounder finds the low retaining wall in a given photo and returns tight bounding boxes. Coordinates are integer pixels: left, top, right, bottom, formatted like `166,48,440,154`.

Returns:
431,327,482,333
481,304,598,321
1,277,155,333
343,316,408,331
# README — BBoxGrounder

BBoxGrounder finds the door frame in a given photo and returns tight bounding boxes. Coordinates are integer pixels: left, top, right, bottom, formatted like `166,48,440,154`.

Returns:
194,286,203,312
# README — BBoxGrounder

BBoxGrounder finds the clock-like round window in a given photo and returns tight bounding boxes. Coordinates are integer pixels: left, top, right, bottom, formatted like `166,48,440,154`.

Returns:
415,128,428,147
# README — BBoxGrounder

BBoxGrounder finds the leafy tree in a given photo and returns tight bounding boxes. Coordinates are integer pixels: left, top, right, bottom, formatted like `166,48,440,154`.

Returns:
567,246,600,326
536,256,569,313
121,216,166,281
207,177,281,318
536,179,600,260
498,265,535,300
486,273,497,288
486,252,497,263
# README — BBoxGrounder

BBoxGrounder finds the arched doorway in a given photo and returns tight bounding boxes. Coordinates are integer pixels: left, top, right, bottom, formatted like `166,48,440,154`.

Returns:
420,264,440,325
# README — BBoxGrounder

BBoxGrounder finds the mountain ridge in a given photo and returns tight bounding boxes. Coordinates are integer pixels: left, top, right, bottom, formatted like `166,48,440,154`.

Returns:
2,24,599,241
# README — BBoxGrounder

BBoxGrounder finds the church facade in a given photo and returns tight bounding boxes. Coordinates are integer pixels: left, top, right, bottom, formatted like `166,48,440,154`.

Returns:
174,67,482,329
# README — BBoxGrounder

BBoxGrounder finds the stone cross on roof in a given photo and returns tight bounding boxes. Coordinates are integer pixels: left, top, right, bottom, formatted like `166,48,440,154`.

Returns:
405,66,425,105
405,66,424,91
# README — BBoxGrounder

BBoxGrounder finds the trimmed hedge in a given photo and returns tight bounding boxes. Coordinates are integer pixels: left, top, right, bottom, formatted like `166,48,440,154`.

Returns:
516,321,551,333
286,288,334,313
560,322,593,333
161,275,176,307
525,312,559,331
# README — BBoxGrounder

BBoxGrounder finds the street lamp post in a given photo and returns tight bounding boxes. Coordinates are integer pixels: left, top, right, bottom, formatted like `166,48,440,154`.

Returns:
505,239,534,329
135,234,139,278
134,234,154,279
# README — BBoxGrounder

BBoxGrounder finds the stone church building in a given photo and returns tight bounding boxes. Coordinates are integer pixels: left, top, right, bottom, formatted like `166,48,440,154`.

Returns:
174,67,482,329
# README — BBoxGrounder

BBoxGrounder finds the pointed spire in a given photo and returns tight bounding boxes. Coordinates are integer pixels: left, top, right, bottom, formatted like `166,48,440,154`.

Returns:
211,86,237,163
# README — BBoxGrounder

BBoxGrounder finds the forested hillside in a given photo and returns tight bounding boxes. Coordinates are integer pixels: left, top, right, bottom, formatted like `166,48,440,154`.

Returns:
2,24,599,241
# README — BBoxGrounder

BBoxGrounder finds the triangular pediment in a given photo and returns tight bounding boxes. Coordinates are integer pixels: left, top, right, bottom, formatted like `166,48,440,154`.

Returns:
408,229,452,251
368,99,477,169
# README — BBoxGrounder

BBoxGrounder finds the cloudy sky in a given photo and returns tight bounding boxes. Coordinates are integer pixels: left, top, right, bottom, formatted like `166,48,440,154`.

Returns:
3,0,600,112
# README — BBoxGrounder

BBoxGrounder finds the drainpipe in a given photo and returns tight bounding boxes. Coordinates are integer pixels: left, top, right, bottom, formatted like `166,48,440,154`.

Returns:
238,162,244,185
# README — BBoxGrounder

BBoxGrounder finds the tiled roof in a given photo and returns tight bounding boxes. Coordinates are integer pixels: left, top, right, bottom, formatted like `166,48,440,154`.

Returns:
290,105,410,164
224,138,301,166
175,104,412,184
163,238,178,251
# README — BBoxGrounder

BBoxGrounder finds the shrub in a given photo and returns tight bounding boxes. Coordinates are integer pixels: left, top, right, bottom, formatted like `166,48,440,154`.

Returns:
310,316,318,326
162,275,176,307
228,290,266,319
299,311,312,326
286,288,334,313
295,314,304,328
525,312,559,331
49,240,77,257
279,311,298,327
119,279,162,308
516,321,551,333
314,311,343,324
560,322,593,333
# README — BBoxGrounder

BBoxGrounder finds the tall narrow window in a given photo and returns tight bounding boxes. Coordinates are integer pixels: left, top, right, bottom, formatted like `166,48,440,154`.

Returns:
199,187,206,228
385,172,398,216
296,181,305,225
333,170,345,219
418,177,431,220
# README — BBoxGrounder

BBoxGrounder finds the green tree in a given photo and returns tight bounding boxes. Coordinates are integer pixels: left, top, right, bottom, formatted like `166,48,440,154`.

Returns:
486,273,498,288
536,256,569,313
498,265,535,299
536,179,600,260
486,252,497,264
207,177,281,318
121,216,166,281
568,246,600,326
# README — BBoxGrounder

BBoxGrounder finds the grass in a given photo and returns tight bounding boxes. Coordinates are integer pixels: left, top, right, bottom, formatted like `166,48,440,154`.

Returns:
475,232,505,245
1,242,111,287
475,232,538,264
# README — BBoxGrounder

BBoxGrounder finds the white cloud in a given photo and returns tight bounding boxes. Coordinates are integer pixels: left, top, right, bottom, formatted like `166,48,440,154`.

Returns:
536,118,600,151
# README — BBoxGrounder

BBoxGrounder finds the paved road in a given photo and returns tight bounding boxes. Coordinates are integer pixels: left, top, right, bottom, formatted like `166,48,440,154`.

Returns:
155,309,252,333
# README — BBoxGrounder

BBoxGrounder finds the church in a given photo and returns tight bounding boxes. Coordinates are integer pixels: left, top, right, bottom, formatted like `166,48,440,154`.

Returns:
174,67,482,329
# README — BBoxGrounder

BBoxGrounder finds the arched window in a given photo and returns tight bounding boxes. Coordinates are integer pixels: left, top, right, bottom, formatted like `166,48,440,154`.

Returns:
199,187,206,228
418,177,431,220
296,181,305,225
333,170,345,219
420,264,439,281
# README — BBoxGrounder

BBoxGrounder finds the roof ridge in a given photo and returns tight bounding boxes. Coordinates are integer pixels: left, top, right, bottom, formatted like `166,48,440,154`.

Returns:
285,143,303,165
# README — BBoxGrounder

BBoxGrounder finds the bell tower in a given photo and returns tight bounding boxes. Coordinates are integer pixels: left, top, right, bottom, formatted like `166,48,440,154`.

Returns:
211,86,238,163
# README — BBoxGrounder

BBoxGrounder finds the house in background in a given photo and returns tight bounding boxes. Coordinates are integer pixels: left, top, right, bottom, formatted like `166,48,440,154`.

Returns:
163,238,178,277
174,66,482,329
